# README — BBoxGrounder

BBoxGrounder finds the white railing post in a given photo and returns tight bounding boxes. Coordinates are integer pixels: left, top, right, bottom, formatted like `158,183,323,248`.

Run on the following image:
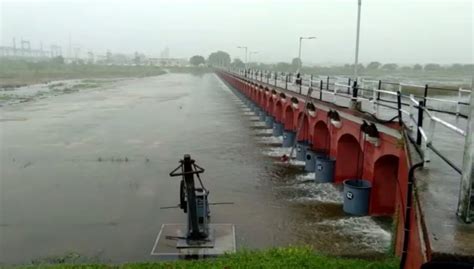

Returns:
409,94,415,129
425,117,436,164
360,79,365,98
456,87,462,116
372,86,377,113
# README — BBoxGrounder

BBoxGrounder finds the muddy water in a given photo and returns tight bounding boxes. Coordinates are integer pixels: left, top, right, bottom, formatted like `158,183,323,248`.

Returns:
0,73,391,264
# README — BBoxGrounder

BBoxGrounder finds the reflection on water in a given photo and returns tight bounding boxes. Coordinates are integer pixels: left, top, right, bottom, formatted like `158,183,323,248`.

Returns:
0,73,391,264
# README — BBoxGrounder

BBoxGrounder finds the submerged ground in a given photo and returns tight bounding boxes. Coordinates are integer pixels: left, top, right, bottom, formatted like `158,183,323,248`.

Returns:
0,73,393,265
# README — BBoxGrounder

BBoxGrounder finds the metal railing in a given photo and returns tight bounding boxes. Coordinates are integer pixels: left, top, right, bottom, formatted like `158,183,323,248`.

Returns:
227,67,473,222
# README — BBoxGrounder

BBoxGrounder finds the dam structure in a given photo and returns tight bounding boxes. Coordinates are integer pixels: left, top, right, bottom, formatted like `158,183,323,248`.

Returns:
217,68,473,269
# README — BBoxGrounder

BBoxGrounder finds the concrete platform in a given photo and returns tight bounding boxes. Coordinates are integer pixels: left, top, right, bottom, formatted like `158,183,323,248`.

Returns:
151,224,236,257
413,142,474,262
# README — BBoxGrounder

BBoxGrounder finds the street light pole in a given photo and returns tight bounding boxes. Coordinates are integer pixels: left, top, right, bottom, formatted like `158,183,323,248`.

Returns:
298,37,303,61
237,46,248,68
298,36,316,69
354,0,362,80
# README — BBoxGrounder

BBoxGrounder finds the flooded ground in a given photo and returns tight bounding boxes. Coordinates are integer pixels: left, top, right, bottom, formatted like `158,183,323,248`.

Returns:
0,73,391,265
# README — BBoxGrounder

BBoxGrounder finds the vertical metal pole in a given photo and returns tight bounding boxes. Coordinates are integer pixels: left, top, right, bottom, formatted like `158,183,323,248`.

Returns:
377,80,382,100
457,77,473,223
457,88,462,116
326,76,330,91
424,84,429,108
274,72,277,86
310,75,313,88
352,81,358,101
348,78,352,94
320,80,323,100
416,101,425,146
354,0,362,80
397,90,403,126
285,75,288,90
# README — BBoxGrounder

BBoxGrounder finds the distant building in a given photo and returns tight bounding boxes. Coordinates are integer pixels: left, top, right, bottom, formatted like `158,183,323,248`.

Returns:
148,57,187,67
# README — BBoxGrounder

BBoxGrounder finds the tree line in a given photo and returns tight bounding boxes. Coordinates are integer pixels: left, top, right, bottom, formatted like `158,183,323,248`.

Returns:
189,51,472,74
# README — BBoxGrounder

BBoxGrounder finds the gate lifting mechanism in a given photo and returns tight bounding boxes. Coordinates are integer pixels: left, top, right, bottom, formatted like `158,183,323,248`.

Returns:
168,154,211,243
152,154,235,255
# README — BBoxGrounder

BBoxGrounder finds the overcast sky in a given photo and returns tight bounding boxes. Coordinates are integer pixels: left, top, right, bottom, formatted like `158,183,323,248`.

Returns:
1,0,472,65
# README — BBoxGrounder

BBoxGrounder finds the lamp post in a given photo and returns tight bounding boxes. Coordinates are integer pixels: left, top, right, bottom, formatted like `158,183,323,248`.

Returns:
353,0,362,80
237,46,248,68
298,36,316,69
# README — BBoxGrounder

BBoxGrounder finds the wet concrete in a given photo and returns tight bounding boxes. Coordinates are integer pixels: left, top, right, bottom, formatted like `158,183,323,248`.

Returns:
412,117,474,261
0,73,391,265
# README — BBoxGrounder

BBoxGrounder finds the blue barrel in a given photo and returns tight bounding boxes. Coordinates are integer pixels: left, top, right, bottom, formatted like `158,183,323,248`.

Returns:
315,156,335,183
265,116,274,128
282,131,296,147
249,103,256,111
296,141,310,161
273,122,284,136
254,106,261,114
343,179,372,216
259,111,267,121
305,150,325,172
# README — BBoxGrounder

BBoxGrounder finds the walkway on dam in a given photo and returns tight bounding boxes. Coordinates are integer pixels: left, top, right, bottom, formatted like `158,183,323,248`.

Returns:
228,70,473,262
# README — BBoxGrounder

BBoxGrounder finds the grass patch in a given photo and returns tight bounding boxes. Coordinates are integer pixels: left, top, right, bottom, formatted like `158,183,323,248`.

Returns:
0,59,166,87
7,247,399,269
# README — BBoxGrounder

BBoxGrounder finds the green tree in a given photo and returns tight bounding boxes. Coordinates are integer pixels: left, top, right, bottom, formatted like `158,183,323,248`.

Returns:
190,55,205,66
413,64,423,71
51,56,64,64
462,64,473,72
449,63,463,71
350,63,365,70
367,61,381,69
291,58,302,70
275,62,292,72
208,51,231,66
381,63,398,71
424,63,441,71
231,58,245,69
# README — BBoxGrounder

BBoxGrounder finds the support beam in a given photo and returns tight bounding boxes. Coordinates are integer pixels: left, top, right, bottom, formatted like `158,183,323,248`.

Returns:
457,76,473,223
